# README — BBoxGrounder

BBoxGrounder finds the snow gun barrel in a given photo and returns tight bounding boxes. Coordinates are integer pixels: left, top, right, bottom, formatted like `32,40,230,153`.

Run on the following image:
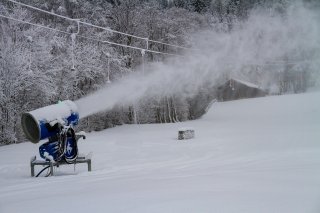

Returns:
21,100,79,144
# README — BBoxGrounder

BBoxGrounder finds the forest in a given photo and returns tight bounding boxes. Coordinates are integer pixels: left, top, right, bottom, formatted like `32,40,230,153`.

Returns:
0,0,319,145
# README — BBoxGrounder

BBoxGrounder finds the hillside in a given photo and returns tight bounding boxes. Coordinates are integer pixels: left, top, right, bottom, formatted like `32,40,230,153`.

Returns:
0,92,320,213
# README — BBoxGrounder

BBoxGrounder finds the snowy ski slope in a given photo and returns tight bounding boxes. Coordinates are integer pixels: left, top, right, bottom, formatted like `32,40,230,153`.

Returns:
0,92,320,213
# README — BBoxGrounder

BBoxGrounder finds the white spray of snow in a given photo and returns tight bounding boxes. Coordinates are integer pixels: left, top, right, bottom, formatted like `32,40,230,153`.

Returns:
76,2,320,119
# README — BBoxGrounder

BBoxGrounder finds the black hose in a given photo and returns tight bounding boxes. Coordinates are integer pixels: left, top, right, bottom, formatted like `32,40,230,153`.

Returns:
45,168,52,177
36,165,51,177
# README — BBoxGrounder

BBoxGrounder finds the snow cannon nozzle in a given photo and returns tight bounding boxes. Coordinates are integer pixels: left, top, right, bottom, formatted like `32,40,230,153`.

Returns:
21,100,79,144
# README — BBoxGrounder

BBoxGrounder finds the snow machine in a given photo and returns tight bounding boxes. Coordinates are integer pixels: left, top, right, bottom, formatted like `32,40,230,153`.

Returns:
21,100,83,165
21,100,79,144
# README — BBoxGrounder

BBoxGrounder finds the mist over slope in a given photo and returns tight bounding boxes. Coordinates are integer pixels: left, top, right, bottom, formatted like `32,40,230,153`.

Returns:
76,1,320,118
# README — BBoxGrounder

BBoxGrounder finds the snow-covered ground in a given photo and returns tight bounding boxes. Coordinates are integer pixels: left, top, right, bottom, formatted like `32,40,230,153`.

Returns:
1,92,320,213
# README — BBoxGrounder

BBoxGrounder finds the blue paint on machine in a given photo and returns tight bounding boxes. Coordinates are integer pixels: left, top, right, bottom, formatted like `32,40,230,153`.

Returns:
39,128,78,162
38,112,79,141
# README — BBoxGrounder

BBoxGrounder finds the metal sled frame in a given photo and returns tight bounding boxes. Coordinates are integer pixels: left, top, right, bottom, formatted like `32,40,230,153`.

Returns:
30,134,92,177
30,152,92,177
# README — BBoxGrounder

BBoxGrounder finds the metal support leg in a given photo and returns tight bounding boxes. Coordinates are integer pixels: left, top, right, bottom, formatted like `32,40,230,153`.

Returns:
31,164,35,177
88,159,91,171
50,162,54,176
30,156,36,177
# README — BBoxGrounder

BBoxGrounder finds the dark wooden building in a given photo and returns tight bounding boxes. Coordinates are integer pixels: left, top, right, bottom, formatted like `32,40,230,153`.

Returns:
217,78,267,101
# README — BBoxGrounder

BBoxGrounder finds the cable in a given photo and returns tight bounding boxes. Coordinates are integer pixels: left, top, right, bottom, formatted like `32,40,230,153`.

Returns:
76,34,184,57
0,14,184,57
35,165,51,177
78,21,147,42
78,22,193,50
148,39,194,50
0,14,315,63
5,0,146,40
5,0,75,21
244,60,313,67
5,0,192,50
0,14,72,35
77,23,194,50
265,60,314,66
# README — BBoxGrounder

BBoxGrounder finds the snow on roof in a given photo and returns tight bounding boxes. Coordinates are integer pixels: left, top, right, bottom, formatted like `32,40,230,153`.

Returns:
231,78,260,89
178,127,194,131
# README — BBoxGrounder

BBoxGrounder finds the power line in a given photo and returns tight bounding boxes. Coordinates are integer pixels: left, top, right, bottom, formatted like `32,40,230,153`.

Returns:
243,60,314,66
76,34,184,57
5,0,193,51
0,14,314,64
147,39,193,50
78,21,194,50
0,14,184,57
0,14,72,35
5,0,75,21
0,12,315,65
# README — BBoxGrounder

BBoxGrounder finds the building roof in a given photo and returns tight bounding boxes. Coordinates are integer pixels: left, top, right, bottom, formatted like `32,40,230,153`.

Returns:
231,78,260,89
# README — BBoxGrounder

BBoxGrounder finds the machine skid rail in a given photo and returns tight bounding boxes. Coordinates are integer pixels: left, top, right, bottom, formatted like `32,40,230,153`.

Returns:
30,152,92,177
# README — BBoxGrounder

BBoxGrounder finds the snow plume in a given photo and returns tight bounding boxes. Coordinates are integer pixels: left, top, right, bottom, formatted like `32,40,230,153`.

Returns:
192,2,320,90
76,1,320,119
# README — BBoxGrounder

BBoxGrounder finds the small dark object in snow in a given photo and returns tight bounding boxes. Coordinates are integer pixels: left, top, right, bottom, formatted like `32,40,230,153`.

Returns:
178,128,195,140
